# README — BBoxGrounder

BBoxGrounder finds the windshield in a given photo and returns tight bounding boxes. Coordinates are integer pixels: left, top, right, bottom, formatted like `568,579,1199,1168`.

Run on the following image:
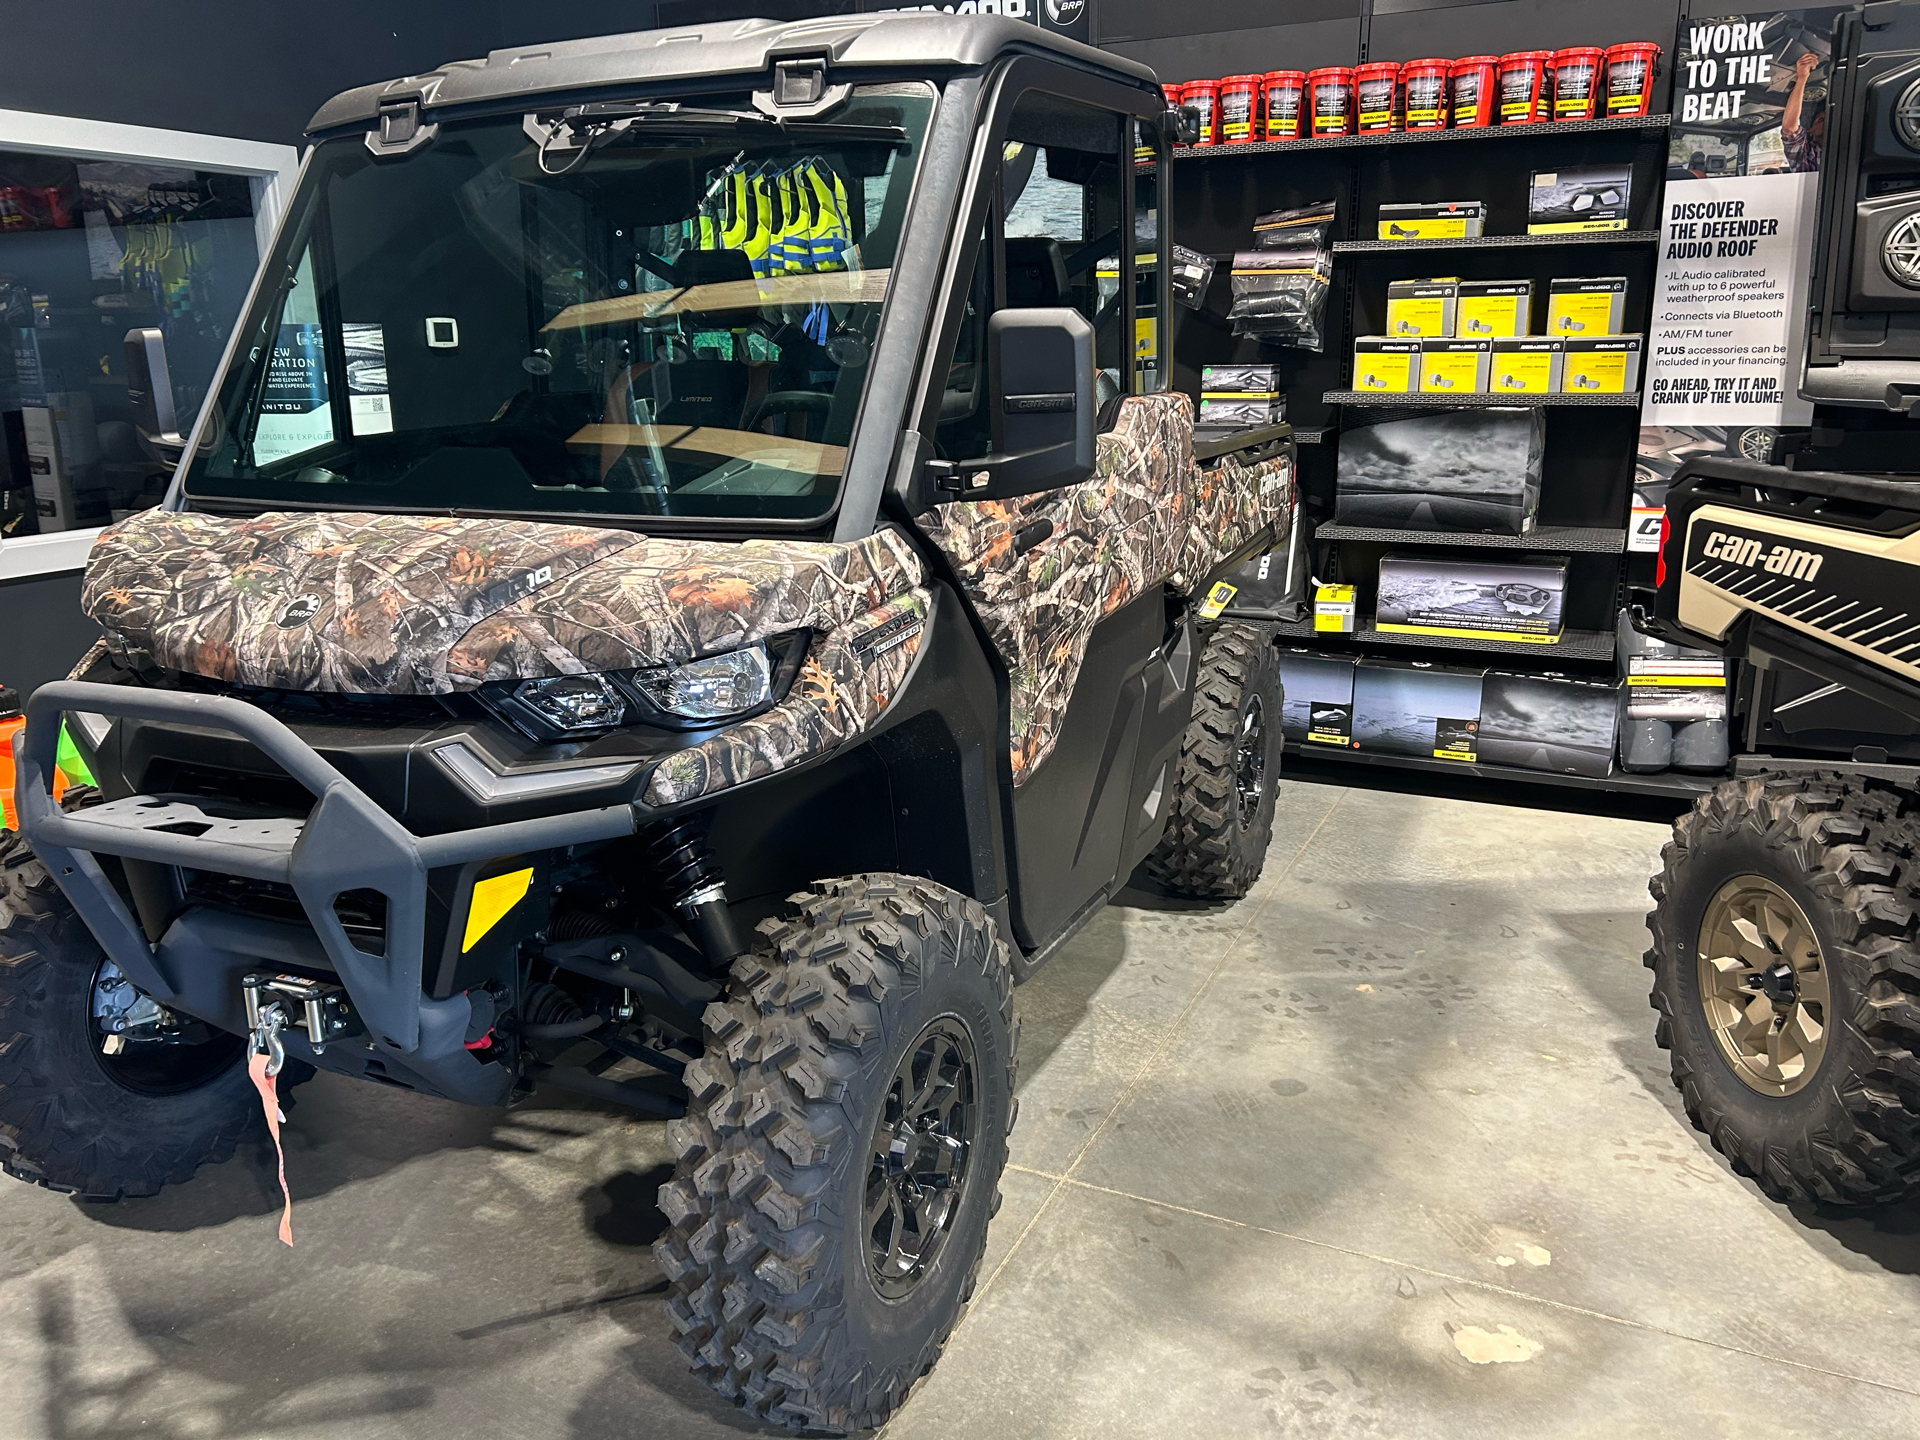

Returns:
185,83,936,523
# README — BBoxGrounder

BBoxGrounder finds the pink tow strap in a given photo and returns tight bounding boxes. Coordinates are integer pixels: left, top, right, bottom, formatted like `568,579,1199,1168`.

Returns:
247,1051,294,1246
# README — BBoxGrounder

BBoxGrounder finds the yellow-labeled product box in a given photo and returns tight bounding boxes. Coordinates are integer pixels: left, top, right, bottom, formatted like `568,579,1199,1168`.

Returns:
1352,336,1421,392
1561,334,1643,393
1419,337,1491,393
1546,276,1627,336
1489,337,1565,393
1314,583,1357,633
1456,279,1533,337
1377,201,1487,240
1385,278,1458,337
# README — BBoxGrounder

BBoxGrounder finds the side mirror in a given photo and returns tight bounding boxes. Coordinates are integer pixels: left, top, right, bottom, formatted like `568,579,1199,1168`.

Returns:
1164,104,1201,146
123,327,187,465
930,307,1095,502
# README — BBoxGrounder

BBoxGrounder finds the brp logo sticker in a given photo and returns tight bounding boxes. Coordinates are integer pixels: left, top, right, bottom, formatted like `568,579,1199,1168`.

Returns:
276,593,324,629
1046,0,1085,23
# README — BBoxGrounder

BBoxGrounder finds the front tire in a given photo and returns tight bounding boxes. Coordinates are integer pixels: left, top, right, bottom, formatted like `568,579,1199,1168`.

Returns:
0,827,286,1200
1646,772,1920,1205
655,875,1017,1434
1146,621,1283,899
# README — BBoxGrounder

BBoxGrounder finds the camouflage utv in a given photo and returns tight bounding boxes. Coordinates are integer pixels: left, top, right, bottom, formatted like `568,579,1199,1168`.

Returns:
1,17,1292,1432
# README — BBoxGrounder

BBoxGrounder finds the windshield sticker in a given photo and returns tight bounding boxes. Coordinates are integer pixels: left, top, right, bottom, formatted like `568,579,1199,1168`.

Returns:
343,322,392,436
253,322,334,466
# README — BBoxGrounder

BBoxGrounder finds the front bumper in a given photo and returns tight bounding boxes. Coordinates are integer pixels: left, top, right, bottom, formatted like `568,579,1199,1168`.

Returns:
14,681,639,1101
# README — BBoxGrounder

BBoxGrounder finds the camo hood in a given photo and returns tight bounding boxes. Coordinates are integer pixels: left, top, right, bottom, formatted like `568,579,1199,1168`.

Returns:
82,509,923,694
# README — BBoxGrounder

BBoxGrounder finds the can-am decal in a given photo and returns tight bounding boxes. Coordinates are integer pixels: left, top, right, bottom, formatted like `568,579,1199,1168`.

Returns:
1685,516,1920,676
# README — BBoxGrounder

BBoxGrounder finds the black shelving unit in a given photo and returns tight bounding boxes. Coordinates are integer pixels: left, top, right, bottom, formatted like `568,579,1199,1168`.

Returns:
1146,113,1671,166
1323,390,1641,408
1167,107,1703,798
1331,230,1659,253
1312,523,1625,553
1281,741,1717,801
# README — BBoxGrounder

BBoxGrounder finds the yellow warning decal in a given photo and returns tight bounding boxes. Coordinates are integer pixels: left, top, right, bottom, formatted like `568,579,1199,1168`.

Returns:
1198,582,1237,620
463,867,534,953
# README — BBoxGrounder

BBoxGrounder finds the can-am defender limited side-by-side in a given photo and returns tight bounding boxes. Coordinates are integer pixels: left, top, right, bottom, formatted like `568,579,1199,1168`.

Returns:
1638,1,1920,1208
0,17,1292,1432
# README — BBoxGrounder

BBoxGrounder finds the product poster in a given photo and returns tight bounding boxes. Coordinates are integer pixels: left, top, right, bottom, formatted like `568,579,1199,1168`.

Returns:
253,322,334,466
1637,7,1847,549
343,321,393,436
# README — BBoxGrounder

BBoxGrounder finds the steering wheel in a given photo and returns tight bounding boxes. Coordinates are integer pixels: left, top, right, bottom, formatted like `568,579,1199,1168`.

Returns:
743,390,833,438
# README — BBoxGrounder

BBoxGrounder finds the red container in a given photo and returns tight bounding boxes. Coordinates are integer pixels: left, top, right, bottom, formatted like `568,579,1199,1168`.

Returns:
1354,60,1402,132
1185,78,1220,145
1605,41,1661,116
1307,66,1354,138
1449,55,1498,128
1263,70,1307,139
1496,50,1554,124
1400,58,1451,129
1552,46,1606,120
1218,74,1261,142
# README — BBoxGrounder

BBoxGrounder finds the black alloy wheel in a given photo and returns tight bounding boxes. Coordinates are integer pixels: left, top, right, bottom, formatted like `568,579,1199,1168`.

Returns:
865,1016,979,1299
89,958,246,1096
1234,694,1268,831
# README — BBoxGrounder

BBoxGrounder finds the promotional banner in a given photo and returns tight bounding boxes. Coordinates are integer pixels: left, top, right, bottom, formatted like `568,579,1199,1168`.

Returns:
1635,7,1845,550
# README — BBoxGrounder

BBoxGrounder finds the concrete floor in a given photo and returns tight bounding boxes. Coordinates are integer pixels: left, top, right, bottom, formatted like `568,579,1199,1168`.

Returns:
6,778,1920,1438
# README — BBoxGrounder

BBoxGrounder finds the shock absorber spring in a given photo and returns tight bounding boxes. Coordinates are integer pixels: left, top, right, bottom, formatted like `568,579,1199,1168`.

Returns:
640,816,745,971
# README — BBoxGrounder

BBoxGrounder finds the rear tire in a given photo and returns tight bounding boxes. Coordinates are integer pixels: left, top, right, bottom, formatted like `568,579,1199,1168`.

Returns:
0,825,296,1201
1146,621,1283,899
1646,771,1920,1206
655,875,1017,1433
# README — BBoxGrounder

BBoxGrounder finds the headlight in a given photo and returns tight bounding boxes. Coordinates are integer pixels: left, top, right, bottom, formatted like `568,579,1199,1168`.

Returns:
633,646,771,720
513,673,626,733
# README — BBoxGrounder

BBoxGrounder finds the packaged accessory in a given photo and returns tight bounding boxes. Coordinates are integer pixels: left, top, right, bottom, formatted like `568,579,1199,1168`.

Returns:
1278,651,1356,745
1199,364,1284,428
1546,276,1627,335
1335,408,1544,534
1307,67,1355,137
1616,610,1728,773
1552,47,1606,120
1314,582,1357,634
1218,74,1261,142
1186,79,1221,144
1457,279,1533,337
1352,660,1485,761
1561,334,1643,392
1420,337,1492,393
1228,241,1332,351
1497,51,1554,124
1263,71,1307,139
1170,243,1216,309
1376,554,1568,642
1529,164,1632,233
1352,336,1421,392
1386,277,1458,336
1449,56,1499,128
1490,337,1565,393
1377,200,1486,240
1253,198,1338,250
1401,59,1451,129
1605,42,1661,117
1478,672,1618,777
1355,61,1403,132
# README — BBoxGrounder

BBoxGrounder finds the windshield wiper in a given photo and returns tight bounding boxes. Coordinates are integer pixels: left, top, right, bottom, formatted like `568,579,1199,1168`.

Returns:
529,103,907,175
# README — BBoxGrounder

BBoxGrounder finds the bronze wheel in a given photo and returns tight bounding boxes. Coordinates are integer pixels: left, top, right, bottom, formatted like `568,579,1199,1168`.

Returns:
1695,876,1829,1096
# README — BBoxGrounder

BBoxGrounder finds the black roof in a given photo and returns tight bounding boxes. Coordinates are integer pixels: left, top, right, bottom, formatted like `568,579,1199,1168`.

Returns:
307,14,1161,136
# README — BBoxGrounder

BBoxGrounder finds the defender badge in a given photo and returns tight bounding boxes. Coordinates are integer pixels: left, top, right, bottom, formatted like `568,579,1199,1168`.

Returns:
277,593,324,629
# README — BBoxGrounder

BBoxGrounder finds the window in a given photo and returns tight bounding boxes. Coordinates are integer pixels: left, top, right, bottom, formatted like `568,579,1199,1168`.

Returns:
187,83,937,523
931,92,1129,464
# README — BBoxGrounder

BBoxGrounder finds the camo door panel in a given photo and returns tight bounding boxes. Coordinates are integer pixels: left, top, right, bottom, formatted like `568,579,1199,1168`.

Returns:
921,394,1227,781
